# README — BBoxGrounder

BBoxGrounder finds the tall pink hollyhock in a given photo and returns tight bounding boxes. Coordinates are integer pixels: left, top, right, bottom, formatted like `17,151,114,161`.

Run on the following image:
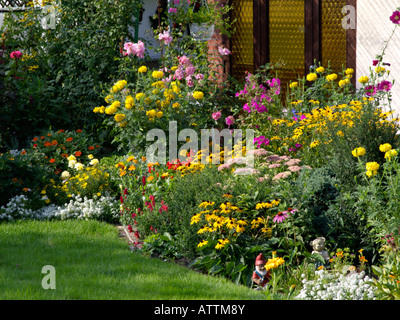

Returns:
390,10,400,24
378,80,392,92
10,51,23,60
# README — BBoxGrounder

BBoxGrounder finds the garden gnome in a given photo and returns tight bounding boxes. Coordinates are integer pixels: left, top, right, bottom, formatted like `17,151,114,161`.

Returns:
310,237,330,267
252,253,271,288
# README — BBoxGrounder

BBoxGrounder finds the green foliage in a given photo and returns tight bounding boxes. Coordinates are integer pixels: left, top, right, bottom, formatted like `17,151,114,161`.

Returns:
0,149,55,208
1,0,143,149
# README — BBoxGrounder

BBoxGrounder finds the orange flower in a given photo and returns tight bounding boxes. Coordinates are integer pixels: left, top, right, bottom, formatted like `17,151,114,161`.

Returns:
66,137,73,142
40,136,45,139
32,137,38,142
49,158,56,163
44,141,52,147
61,153,69,158
96,145,100,148
88,146,95,151
74,151,82,157
47,133,52,136
51,140,58,145
76,129,82,133
12,178,18,183
20,150,27,155
57,129,65,133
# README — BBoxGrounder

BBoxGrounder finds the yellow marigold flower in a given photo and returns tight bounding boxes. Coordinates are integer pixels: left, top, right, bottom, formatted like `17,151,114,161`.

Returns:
358,76,369,84
114,113,126,123
352,147,366,157
326,73,338,81
171,66,178,71
366,161,379,173
105,94,114,103
379,143,392,153
156,111,163,118
146,109,157,118
306,73,318,82
289,82,298,89
385,149,398,160
135,92,145,100
138,66,147,73
152,70,164,79
147,176,154,182
316,66,325,73
105,105,117,115
345,68,354,75
375,66,386,73
339,78,350,87
192,91,204,100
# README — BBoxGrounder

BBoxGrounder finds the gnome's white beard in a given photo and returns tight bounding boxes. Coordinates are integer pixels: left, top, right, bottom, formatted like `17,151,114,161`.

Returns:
256,267,267,277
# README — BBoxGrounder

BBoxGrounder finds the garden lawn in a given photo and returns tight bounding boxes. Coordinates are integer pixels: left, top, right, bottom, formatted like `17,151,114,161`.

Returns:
0,220,265,300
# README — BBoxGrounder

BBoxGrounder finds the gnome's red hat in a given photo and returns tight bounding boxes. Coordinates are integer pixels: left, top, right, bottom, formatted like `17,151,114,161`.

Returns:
255,253,266,266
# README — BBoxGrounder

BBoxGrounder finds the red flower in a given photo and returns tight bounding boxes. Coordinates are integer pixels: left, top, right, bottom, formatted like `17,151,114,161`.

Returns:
127,225,133,233
66,137,73,142
10,51,22,60
88,146,95,151
49,158,56,163
76,129,82,133
74,151,82,157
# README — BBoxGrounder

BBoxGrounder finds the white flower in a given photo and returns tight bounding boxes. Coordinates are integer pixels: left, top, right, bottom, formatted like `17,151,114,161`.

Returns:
68,159,77,168
89,158,99,166
74,162,84,170
61,171,71,179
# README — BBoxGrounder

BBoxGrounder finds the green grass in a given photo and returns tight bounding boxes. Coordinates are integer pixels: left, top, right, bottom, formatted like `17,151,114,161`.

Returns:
0,220,265,300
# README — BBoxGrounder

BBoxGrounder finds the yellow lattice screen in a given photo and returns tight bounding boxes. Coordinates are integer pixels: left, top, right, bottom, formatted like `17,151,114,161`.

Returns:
230,0,253,80
321,0,347,72
269,0,305,91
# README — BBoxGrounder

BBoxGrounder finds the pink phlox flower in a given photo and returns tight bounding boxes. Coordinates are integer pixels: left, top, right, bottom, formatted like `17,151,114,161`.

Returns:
158,30,173,45
212,111,222,121
186,76,194,87
178,55,191,67
174,67,185,80
123,41,145,58
218,46,231,56
169,7,177,13
185,65,196,77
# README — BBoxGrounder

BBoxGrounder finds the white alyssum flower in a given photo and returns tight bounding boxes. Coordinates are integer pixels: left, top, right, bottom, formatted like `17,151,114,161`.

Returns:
296,269,376,300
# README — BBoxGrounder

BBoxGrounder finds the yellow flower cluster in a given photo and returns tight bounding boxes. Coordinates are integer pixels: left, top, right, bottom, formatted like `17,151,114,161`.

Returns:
192,91,204,100
125,95,135,109
112,80,127,93
352,147,366,158
380,143,398,161
138,66,147,73
265,252,285,271
365,162,379,177
152,70,164,79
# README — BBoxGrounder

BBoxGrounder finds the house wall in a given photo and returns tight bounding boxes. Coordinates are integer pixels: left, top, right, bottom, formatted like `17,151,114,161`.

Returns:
357,0,400,116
